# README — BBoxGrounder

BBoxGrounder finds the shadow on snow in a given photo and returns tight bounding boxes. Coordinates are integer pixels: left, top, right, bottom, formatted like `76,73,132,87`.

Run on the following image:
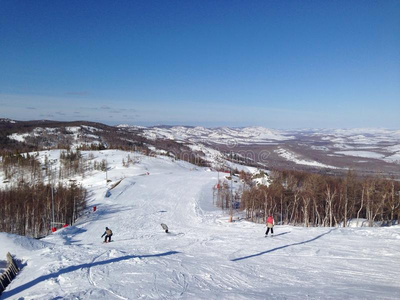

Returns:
232,228,336,262
2,251,180,298
270,231,291,237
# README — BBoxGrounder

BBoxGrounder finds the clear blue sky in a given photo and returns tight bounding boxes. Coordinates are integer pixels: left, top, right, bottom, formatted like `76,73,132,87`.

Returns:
0,0,399,128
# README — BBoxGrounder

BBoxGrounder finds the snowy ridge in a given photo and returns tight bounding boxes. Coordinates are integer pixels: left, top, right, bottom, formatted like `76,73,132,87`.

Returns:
139,126,294,144
303,128,400,166
7,126,103,149
6,122,400,175
135,126,400,166
311,128,400,145
275,147,339,169
0,118,17,123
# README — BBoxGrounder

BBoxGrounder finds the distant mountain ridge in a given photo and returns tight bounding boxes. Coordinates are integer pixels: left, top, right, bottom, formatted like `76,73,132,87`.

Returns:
2,118,400,178
122,125,294,144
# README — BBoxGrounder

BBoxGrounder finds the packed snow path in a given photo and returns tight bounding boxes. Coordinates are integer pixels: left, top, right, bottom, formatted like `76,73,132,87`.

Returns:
1,152,400,299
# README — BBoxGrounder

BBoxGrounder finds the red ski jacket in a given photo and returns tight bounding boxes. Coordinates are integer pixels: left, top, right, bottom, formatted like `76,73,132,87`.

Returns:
266,216,274,224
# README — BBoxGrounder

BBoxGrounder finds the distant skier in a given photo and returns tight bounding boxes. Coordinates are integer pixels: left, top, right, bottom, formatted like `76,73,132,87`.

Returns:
265,215,274,236
101,227,113,243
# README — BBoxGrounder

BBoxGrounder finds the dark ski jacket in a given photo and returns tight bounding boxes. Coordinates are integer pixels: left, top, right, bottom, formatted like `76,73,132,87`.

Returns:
102,229,113,237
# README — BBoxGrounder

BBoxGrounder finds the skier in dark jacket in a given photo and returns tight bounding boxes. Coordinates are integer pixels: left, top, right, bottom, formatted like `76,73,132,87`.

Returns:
101,227,113,243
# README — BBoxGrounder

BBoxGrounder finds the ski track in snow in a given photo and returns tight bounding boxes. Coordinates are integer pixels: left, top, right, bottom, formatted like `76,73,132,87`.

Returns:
0,150,400,299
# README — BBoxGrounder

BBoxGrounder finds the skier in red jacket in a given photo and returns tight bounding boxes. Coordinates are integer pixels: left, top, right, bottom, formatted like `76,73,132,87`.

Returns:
265,215,274,236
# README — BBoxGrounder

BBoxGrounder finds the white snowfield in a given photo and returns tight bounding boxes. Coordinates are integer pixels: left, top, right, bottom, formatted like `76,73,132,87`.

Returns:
335,151,386,159
1,151,400,299
275,148,339,169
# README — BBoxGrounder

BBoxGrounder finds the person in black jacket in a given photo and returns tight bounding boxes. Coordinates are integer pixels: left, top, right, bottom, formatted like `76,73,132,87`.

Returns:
101,227,113,243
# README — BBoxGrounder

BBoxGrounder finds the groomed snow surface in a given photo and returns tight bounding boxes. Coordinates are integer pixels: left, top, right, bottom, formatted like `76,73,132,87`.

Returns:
1,150,400,299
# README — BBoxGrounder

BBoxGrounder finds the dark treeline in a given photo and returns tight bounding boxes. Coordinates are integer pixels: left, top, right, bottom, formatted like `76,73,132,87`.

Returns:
240,170,400,227
0,182,86,238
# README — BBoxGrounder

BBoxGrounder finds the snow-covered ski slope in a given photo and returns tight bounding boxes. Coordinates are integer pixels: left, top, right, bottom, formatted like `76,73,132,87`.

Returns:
1,150,400,299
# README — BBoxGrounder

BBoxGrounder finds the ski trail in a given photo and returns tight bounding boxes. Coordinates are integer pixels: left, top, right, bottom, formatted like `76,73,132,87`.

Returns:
3,151,400,299
87,250,109,288
87,250,128,300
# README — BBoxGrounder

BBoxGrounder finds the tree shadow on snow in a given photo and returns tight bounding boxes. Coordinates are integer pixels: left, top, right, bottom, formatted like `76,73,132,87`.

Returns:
58,227,88,245
80,204,130,225
2,251,180,298
232,228,336,262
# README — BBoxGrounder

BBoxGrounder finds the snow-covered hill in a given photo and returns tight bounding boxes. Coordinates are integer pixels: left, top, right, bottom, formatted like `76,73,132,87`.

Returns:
132,125,400,174
4,120,400,178
7,125,104,149
136,126,294,144
1,151,400,299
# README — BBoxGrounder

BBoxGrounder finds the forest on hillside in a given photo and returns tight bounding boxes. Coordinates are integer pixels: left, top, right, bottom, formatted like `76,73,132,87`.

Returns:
0,151,89,238
250,170,399,227
215,170,400,227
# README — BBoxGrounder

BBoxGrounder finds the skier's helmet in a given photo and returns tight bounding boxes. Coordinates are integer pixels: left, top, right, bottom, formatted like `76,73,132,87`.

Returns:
106,227,109,230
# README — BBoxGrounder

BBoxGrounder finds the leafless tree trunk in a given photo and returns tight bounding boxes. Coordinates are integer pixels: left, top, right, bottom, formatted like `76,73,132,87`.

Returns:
302,195,310,227
357,186,365,227
325,185,337,227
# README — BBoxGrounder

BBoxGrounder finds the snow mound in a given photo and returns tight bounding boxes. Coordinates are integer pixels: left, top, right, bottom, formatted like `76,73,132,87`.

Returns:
0,233,49,258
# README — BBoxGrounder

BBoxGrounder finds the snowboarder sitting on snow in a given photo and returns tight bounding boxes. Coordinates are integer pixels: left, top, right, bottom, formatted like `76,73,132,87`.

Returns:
101,227,113,243
161,223,169,233
265,215,274,236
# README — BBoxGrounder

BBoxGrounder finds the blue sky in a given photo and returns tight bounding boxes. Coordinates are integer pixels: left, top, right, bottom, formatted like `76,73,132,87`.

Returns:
0,0,399,128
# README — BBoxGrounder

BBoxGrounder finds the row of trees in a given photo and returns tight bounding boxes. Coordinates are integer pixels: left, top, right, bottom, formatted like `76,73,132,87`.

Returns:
0,149,146,238
0,182,86,238
1,151,90,238
1,150,115,183
240,170,400,227
1,152,42,184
